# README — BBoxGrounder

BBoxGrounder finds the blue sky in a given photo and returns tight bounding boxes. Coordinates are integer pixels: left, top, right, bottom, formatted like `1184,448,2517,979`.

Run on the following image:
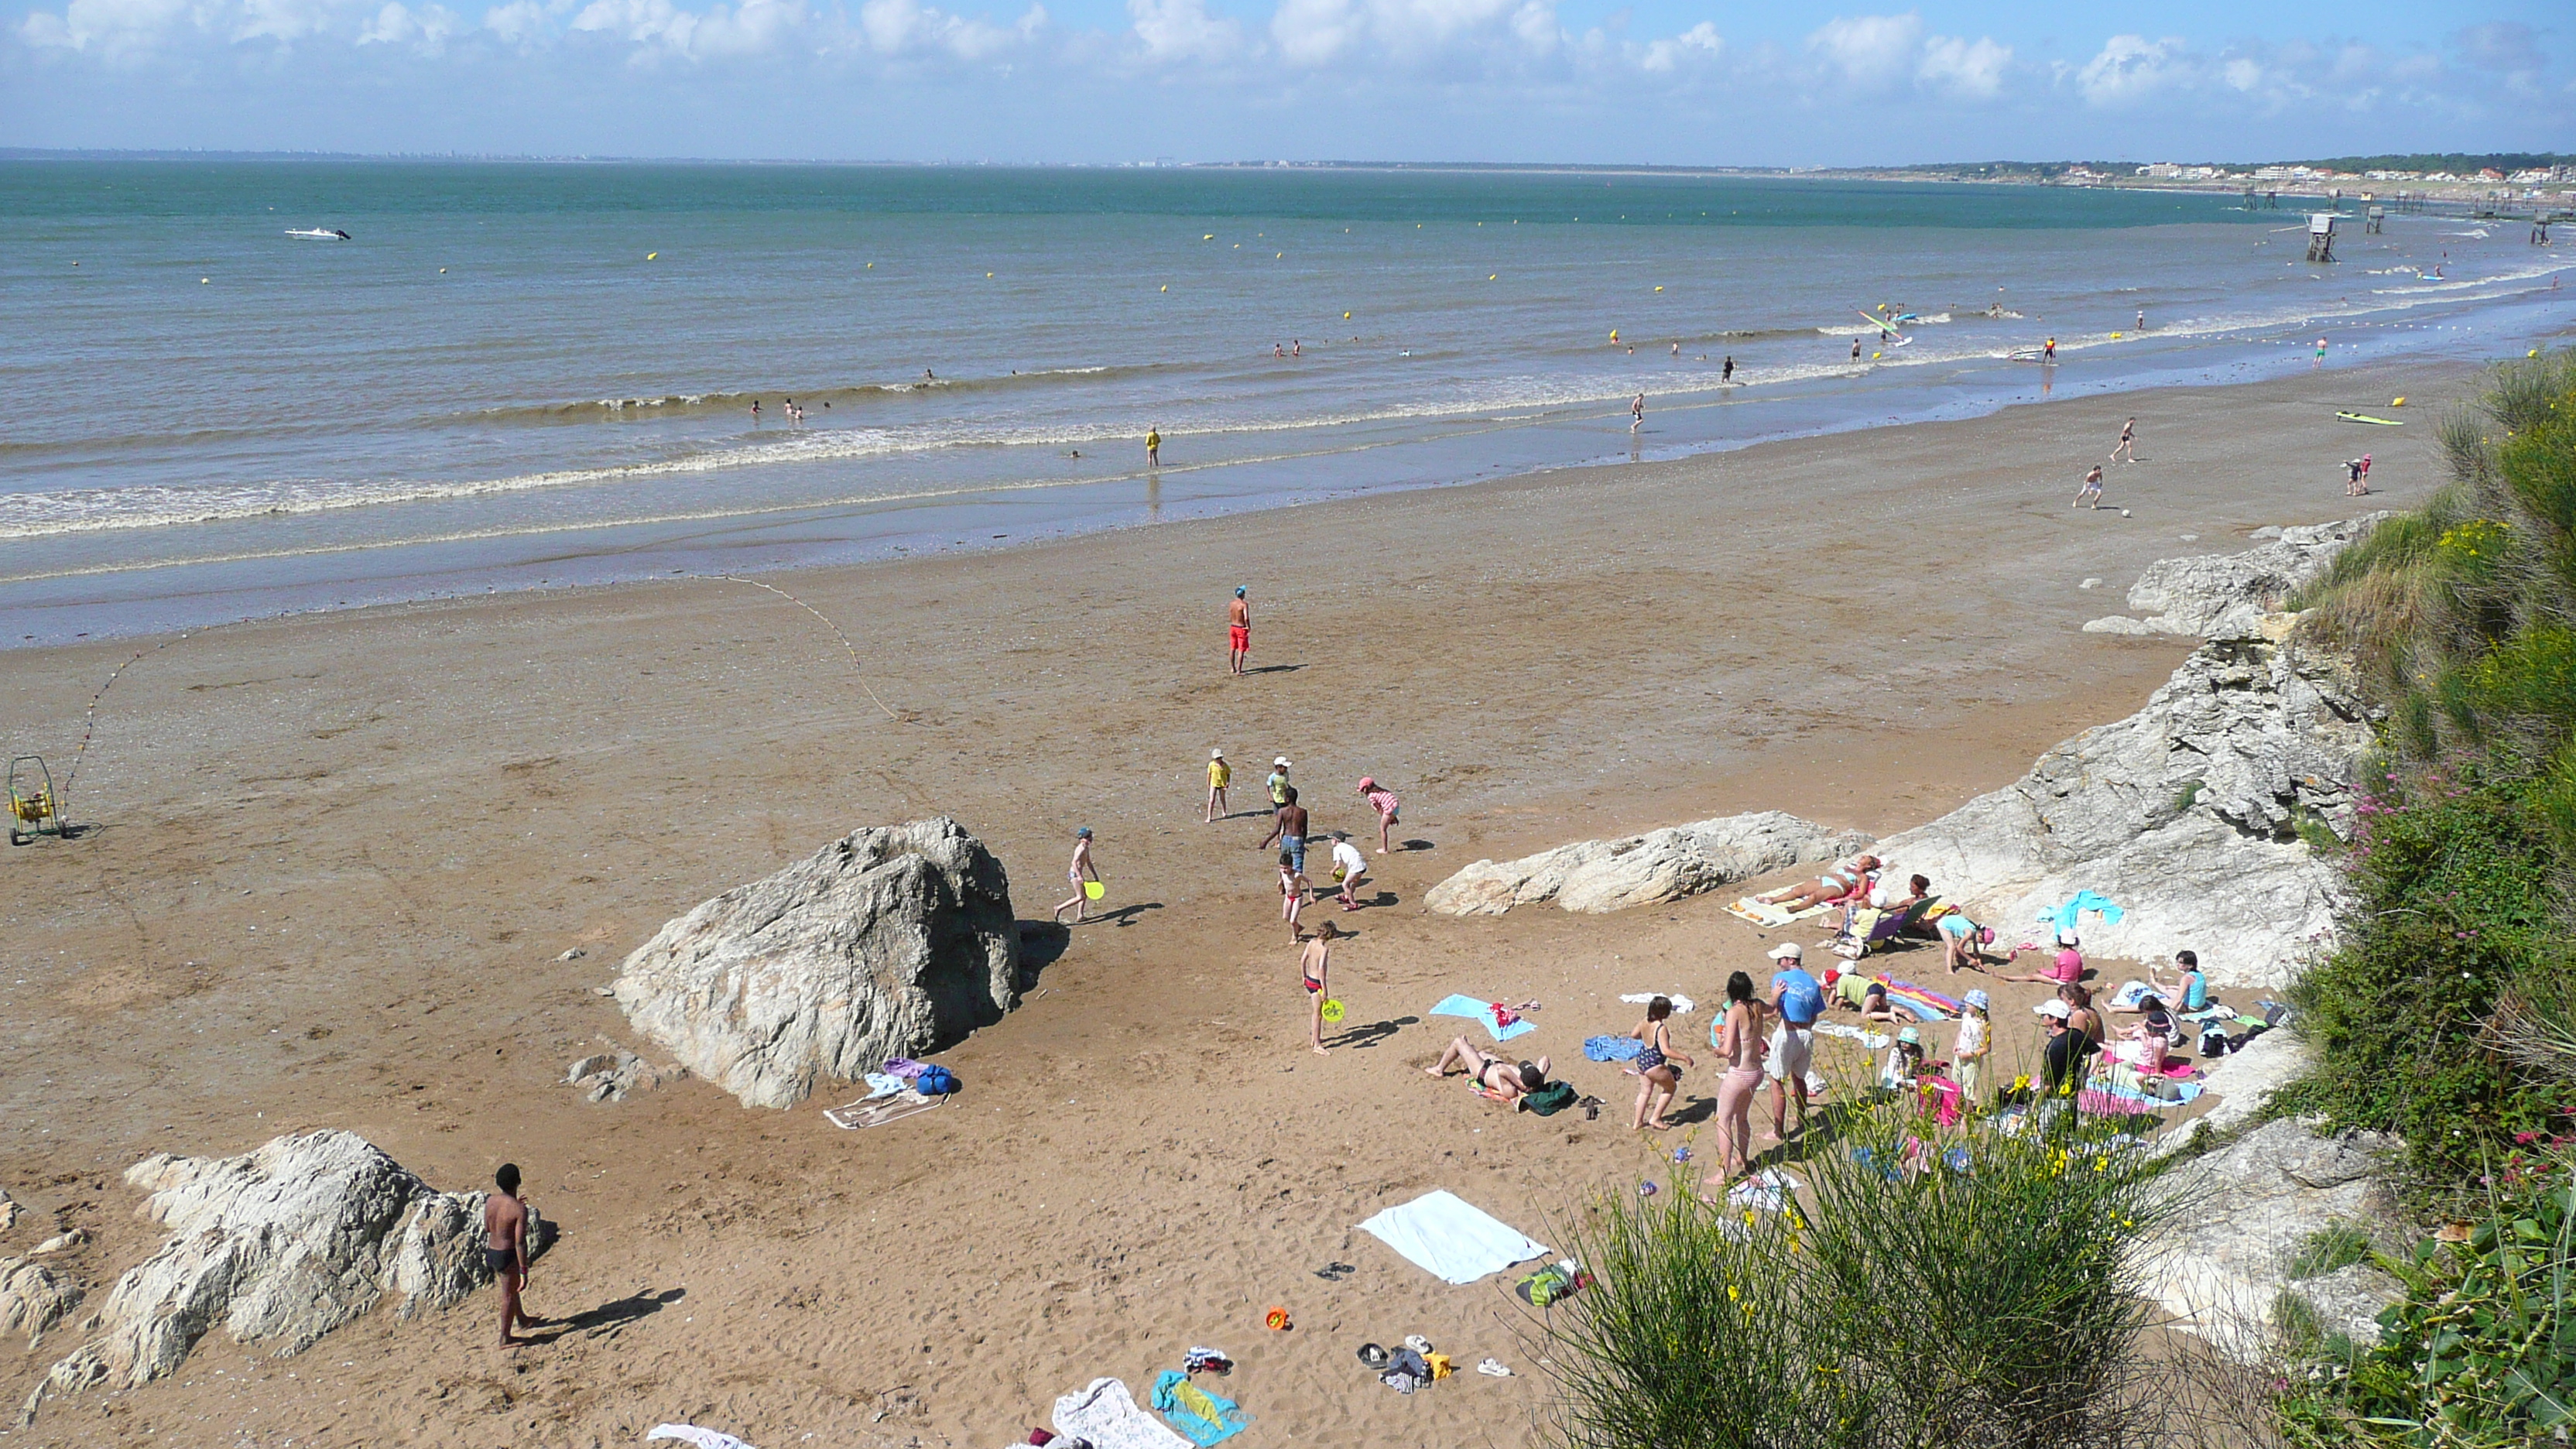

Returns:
1,0,2566,163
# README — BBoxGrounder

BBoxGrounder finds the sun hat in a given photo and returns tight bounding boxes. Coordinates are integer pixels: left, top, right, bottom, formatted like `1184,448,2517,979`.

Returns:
2038,999,2072,1020
1356,776,1376,790
2055,927,2081,947
1211,747,1225,759
1896,1026,1921,1045
1768,942,1804,961
1963,988,1990,1012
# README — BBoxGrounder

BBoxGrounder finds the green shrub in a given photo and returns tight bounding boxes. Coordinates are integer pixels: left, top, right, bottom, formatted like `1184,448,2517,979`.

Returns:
2289,1221,2375,1280
1543,1093,2173,1449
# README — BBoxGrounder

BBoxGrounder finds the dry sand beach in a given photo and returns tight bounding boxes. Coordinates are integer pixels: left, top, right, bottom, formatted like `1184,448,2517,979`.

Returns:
0,358,2472,1447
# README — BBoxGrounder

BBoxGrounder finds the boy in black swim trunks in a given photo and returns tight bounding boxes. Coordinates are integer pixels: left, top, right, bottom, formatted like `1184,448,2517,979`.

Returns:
485,1163,537,1347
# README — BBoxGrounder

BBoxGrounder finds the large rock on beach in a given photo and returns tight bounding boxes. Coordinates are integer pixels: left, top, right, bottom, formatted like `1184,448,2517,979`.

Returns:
0,1259,82,1347
614,817,1019,1109
1426,810,1869,916
1879,520,2385,991
2083,515,2386,639
2146,1118,2403,1358
43,1131,501,1396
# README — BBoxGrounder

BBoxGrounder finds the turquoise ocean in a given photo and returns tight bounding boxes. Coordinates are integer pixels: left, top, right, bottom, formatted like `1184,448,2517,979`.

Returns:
2,162,2570,644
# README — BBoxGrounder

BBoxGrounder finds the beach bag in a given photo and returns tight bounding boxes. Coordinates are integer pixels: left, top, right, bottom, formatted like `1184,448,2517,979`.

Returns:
913,1065,959,1095
1516,1265,1574,1307
1522,1081,1578,1116
2199,1024,2229,1058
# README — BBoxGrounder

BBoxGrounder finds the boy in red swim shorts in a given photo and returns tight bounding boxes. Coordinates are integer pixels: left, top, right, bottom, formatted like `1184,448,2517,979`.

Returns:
1228,586,1252,675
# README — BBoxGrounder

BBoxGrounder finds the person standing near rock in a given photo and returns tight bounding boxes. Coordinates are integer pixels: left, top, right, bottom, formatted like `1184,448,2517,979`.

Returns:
1764,943,1821,1143
1053,827,1099,925
485,1163,536,1348
1228,585,1252,676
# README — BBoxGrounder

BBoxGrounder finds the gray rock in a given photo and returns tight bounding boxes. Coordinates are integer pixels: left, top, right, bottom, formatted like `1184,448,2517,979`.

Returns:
1426,811,1869,916
2249,526,2285,540
29,1231,85,1256
41,1131,497,1397
567,1046,679,1104
0,1187,17,1233
2121,514,2388,640
2291,1262,2406,1347
0,1259,81,1346
2194,1026,2311,1139
2080,615,2156,635
2145,1118,2399,1359
614,818,1019,1109
2079,577,2104,590
1875,629,2372,992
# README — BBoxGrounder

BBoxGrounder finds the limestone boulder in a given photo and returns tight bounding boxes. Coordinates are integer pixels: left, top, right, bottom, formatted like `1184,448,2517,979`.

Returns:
2084,515,2388,640
0,1259,81,1346
43,1131,498,1395
1427,811,1869,916
1873,634,2370,992
614,818,1019,1109
2145,1118,2402,1358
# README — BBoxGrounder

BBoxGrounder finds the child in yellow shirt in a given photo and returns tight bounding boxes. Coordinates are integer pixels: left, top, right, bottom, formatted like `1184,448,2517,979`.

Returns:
1204,748,1231,823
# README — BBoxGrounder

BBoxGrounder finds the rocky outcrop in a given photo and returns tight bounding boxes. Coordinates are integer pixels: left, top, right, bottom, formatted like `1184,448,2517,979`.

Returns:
567,1046,683,1104
615,818,1019,1109
0,1260,81,1346
2084,516,2386,639
1427,811,1869,916
2147,1118,2404,1358
1878,522,2386,991
43,1131,502,1396
0,1187,18,1232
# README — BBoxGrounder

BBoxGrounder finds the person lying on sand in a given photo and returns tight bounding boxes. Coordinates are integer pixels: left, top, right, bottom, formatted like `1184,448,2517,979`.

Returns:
1755,855,1880,913
1834,974,1901,1026
1426,1037,1553,1106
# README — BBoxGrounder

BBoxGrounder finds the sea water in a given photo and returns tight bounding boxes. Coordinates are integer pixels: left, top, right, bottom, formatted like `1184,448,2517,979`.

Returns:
2,161,2568,644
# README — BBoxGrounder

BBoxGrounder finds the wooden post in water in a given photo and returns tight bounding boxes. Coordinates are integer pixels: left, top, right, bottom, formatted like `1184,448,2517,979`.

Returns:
2306,214,2338,263
2365,205,2384,235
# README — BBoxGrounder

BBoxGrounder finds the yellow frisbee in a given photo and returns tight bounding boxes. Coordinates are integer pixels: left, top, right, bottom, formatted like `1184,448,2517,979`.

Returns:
1084,880,1105,901
1321,999,1345,1023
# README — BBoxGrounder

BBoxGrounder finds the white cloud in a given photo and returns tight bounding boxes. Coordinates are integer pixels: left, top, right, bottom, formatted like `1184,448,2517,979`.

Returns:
1917,33,2006,98
18,0,195,53
481,0,544,43
1807,11,1919,84
1636,18,1716,72
1133,0,1239,60
569,0,805,58
861,0,1037,58
360,0,458,46
1265,0,1564,69
2074,33,2189,106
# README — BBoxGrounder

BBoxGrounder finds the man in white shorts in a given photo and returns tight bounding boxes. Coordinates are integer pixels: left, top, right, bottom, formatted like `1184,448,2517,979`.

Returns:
1766,942,1824,1141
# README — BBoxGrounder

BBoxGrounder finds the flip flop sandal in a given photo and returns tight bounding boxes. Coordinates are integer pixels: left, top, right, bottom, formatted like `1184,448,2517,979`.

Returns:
1312,1261,1355,1280
1357,1343,1391,1370
1476,1358,1512,1377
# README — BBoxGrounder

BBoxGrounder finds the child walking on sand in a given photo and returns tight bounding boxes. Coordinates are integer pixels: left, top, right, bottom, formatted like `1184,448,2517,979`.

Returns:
1205,748,1231,822
1298,920,1339,1055
1278,846,1307,940
1053,827,1099,925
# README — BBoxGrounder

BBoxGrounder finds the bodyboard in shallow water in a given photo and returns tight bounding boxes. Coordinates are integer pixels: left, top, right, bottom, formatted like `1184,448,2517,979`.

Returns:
2335,411,2404,426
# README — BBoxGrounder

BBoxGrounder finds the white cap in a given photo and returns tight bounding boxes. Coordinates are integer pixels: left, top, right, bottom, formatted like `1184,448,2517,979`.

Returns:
1767,942,1804,961
2037,999,2073,1020
1211,747,1225,759
1275,757,1291,768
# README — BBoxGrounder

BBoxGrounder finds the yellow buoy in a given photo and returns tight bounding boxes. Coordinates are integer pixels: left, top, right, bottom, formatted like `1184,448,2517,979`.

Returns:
986,272,994,277
1160,285,1168,293
1654,286,1663,292
1276,252,1283,259
2111,331,2123,339
1488,274,1497,281
2391,397,2405,406
200,277,209,284
1203,234,1214,241
1343,311,1351,320
866,262,873,268
438,267,447,273
646,252,658,260
1872,351,1882,359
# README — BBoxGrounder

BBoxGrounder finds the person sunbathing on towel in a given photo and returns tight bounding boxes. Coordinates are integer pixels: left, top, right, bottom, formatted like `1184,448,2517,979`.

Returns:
1838,872,1930,937
1756,855,1881,913
2110,995,2178,1070
1426,1037,1553,1107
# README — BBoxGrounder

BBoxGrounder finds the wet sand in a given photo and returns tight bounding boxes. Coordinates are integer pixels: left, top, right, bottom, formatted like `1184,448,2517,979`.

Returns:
0,356,2468,1446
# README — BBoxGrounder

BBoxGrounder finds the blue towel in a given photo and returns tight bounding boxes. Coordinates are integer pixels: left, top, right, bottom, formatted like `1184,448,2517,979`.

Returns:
1430,993,1535,1042
1151,1370,1248,1446
2049,891,2126,933
1584,1035,1643,1062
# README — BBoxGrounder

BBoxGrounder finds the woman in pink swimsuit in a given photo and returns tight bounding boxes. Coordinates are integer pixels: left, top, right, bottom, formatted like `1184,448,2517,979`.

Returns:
1708,971,1770,1192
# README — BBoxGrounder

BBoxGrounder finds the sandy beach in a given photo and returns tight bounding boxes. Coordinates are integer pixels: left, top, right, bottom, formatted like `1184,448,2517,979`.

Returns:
0,356,2473,1447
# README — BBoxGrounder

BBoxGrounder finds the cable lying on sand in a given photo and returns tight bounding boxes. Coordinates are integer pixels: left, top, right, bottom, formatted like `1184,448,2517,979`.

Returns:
698,574,900,721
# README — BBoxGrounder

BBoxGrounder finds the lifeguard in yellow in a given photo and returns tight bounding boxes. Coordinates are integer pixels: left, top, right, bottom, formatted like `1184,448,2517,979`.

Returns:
1205,748,1232,823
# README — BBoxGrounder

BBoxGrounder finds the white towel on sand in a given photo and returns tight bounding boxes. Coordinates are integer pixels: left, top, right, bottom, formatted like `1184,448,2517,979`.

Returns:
1618,992,1694,1012
1358,1190,1550,1285
648,1427,757,1449
1053,1377,1194,1449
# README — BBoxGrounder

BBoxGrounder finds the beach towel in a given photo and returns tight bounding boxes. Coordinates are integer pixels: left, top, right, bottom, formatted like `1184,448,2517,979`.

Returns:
1584,1035,1644,1062
1874,976,1955,1023
1358,1190,1550,1285
1430,995,1536,1042
1726,898,1834,927
1055,1378,1194,1449
2045,891,2126,933
1616,992,1694,1012
1813,1021,1893,1050
1725,1168,1804,1213
1151,1371,1248,1447
649,1429,757,1449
